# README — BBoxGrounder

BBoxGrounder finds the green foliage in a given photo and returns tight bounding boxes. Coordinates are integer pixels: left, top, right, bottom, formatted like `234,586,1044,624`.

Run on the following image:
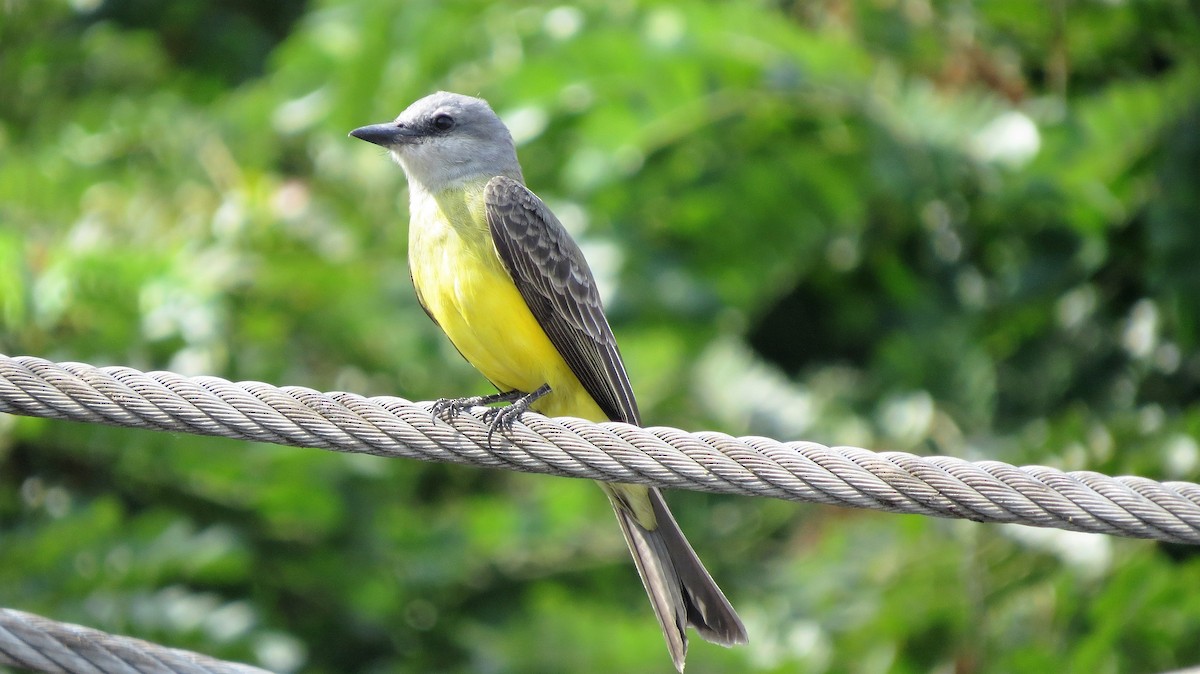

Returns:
3,0,1200,672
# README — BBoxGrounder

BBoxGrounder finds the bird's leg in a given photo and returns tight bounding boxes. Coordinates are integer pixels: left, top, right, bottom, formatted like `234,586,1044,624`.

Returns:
481,383,552,445
431,390,525,420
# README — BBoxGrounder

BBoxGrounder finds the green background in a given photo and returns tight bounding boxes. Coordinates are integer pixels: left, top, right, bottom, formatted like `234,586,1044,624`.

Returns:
3,0,1200,672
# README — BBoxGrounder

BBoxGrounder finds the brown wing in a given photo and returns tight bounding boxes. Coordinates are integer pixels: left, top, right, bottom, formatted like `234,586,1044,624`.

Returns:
484,175,641,426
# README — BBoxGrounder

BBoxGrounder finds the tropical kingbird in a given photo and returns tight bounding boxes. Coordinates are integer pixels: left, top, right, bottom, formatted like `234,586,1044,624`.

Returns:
350,91,747,670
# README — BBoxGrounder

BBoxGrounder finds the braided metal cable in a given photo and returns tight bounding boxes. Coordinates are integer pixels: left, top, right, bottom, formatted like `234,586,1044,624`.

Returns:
2,353,1200,544
0,608,270,674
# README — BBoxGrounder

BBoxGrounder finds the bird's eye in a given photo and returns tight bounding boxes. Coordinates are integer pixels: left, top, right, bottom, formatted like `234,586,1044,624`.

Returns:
432,114,455,131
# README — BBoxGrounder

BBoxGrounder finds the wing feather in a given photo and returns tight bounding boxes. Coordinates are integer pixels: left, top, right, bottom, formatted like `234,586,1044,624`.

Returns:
484,176,641,426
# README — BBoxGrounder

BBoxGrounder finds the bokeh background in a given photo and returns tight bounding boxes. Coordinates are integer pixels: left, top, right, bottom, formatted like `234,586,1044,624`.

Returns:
3,0,1200,672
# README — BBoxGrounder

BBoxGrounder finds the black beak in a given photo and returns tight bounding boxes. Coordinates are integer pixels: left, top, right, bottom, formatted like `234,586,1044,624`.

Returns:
349,122,420,147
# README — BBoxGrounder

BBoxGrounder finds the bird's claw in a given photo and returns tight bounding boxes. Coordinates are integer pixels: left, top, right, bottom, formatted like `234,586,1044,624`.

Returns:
431,390,523,422
431,396,478,420
430,385,551,446
481,400,521,445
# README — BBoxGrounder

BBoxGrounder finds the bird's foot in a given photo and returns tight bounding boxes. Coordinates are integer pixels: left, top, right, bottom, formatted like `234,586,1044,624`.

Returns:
431,390,524,421
479,384,551,446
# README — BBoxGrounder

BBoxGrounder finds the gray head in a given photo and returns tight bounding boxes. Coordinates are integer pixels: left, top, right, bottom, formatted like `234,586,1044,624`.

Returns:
350,92,523,191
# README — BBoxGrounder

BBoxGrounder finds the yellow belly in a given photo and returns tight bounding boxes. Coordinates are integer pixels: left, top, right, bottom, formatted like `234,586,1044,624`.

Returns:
408,185,606,422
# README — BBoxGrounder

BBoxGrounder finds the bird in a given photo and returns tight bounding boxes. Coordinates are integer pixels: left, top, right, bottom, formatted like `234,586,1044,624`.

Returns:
350,91,747,670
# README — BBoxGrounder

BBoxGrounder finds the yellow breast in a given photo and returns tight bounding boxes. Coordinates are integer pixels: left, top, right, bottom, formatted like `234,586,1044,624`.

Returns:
406,184,605,421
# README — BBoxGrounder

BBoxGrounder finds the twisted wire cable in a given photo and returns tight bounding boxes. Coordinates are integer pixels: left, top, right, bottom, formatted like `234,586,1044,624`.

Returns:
2,353,1198,544
0,608,270,674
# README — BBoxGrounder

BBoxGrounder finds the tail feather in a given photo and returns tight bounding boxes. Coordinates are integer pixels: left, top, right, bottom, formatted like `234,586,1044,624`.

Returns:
603,483,747,671
646,488,748,647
